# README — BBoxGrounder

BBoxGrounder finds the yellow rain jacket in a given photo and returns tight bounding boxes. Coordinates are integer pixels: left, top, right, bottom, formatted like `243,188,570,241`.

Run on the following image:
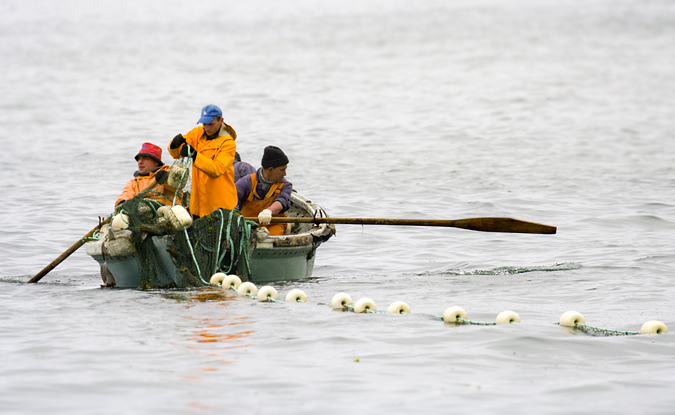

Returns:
115,165,182,207
168,123,237,217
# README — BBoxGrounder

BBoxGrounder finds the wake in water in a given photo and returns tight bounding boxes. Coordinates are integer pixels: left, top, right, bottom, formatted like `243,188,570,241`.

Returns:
433,262,581,276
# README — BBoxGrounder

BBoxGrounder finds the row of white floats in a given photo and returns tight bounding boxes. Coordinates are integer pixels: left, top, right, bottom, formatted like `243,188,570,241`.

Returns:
210,273,668,335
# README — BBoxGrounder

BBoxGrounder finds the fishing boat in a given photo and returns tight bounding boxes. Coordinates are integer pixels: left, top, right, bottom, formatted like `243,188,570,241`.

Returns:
27,177,555,288
84,192,335,288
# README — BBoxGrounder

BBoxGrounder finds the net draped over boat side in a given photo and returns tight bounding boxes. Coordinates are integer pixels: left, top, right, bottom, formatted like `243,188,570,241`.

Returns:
116,195,255,289
171,209,254,284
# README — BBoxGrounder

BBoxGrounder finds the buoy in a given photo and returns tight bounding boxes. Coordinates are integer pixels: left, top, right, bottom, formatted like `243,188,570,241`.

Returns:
157,205,180,229
257,286,278,302
111,213,129,229
354,298,377,313
221,275,242,290
237,282,257,297
157,205,172,217
285,289,307,303
387,301,411,314
209,272,227,286
443,306,467,323
495,310,521,325
640,320,668,335
559,311,585,327
171,205,193,230
330,292,353,309
168,163,189,189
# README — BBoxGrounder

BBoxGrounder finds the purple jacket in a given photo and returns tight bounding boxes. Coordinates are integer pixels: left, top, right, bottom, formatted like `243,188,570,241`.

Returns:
233,160,256,183
236,169,292,213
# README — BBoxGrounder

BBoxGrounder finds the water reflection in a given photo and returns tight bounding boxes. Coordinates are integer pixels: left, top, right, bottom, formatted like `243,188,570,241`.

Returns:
171,287,257,375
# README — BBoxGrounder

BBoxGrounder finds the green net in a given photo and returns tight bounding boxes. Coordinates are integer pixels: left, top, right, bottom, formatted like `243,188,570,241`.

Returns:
171,208,254,284
115,184,256,289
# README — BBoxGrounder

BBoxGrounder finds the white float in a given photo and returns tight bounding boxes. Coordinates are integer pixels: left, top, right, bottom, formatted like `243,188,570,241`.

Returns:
209,272,227,286
171,205,193,230
495,310,521,325
443,306,467,323
354,298,377,313
559,311,585,327
157,205,172,217
285,289,307,303
168,163,189,189
640,320,668,335
257,286,278,302
221,275,242,290
387,301,411,314
111,213,129,229
330,292,353,309
157,205,179,229
237,282,258,297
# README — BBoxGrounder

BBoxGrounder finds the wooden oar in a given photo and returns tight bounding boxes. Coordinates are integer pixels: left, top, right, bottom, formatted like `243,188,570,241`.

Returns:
245,216,556,234
27,216,113,283
27,179,162,284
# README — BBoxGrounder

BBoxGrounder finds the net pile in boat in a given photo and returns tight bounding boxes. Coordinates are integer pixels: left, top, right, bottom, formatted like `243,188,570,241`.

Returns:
117,195,255,289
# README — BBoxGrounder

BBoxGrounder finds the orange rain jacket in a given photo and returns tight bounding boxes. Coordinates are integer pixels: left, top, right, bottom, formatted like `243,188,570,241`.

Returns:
115,165,182,207
168,123,237,217
238,172,290,236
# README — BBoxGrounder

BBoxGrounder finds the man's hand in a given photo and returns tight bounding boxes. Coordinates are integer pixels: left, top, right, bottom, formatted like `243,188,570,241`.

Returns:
180,145,197,160
154,169,168,184
258,209,273,225
170,134,186,149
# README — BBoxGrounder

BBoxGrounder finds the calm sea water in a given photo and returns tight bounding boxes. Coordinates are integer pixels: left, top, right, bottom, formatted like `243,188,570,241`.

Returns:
2,0,675,413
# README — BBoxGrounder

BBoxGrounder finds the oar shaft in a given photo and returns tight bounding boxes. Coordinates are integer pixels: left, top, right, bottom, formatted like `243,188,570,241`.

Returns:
28,216,112,283
28,179,162,284
245,216,556,234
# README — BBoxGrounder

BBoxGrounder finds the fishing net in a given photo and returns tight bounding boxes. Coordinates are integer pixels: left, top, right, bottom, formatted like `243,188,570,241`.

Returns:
112,158,256,289
569,324,640,337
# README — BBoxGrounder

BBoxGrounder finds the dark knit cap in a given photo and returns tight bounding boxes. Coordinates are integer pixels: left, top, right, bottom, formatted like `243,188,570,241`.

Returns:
261,146,289,169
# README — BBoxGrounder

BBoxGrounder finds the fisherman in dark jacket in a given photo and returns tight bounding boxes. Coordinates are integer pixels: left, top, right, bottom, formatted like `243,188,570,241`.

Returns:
236,146,292,236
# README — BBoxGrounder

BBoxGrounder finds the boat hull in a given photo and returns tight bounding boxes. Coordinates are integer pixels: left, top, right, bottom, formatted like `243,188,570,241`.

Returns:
86,193,334,288
248,243,317,283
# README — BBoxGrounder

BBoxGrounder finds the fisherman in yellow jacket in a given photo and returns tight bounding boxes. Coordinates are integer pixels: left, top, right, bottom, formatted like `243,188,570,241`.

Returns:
115,142,181,208
168,104,238,218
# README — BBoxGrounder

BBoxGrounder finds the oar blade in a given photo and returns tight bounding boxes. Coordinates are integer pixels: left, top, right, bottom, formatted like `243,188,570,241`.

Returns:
451,217,557,234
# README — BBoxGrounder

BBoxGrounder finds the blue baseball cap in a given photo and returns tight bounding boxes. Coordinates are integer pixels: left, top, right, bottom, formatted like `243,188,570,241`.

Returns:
197,104,223,124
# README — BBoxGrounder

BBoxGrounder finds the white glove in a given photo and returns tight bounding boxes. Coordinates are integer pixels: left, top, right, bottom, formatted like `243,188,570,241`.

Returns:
258,209,273,225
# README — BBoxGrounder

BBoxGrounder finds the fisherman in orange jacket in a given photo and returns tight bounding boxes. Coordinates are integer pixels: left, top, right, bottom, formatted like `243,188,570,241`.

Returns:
168,104,237,218
115,143,182,208
236,146,292,236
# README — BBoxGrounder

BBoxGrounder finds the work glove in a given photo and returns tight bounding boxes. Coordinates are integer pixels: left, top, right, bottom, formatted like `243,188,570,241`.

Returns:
258,209,273,225
154,169,168,184
170,134,186,149
180,144,197,160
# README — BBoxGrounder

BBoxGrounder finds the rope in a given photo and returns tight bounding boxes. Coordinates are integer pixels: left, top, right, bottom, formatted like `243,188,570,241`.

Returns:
172,155,191,206
82,228,103,242
223,210,236,273
556,322,640,336
213,212,225,276
223,289,664,336
457,318,497,326
220,213,255,276
183,227,207,285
